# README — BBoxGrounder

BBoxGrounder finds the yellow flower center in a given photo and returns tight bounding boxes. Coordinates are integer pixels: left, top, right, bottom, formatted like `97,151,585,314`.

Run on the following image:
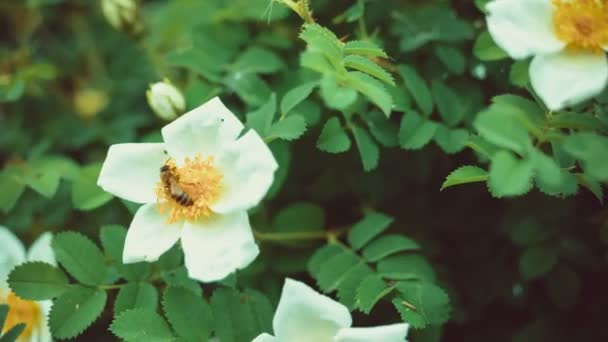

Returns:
1,292,42,341
155,154,223,223
553,0,608,52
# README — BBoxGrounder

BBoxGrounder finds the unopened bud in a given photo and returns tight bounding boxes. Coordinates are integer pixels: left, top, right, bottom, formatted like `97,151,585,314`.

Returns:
101,0,141,33
146,79,185,121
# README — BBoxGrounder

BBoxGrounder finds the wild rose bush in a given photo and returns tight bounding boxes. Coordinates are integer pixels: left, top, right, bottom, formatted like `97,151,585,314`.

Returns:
1,0,608,341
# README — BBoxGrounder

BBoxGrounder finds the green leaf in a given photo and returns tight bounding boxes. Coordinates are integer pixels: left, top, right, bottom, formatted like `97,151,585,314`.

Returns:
0,170,25,213
357,274,392,314
348,212,394,250
519,246,558,280
395,281,451,326
49,286,107,339
308,244,343,277
99,225,151,281
536,170,578,198
226,72,272,106
365,110,399,147
7,262,69,300
434,45,466,75
301,51,334,74
210,287,272,342
398,64,432,115
246,93,276,137
336,263,374,310
563,132,608,181
232,47,284,74
473,105,530,155
110,308,174,342
431,81,465,126
441,166,488,190
166,48,223,82
280,82,318,115
491,94,545,136
344,55,394,85
163,287,213,341
0,324,25,342
509,59,530,87
299,23,343,68
320,76,358,111
377,255,436,282
344,40,388,58
531,149,563,190
0,305,6,331
71,163,113,210
272,202,325,233
346,71,393,116
434,126,469,154
267,115,307,141
473,31,508,61
114,283,158,315
489,151,534,197
393,297,426,329
352,125,380,171
575,173,603,203
317,117,351,153
362,235,421,262
161,267,201,296
21,160,61,198
52,231,108,285
399,111,438,150
317,250,361,292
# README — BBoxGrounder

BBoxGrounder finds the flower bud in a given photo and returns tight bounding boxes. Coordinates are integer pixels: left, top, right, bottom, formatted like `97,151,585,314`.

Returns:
146,79,186,121
101,0,141,33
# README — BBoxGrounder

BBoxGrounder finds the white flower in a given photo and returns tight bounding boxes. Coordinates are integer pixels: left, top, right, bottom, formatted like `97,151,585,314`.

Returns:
101,0,138,31
97,97,278,283
252,278,409,342
0,226,54,342
486,0,608,110
146,79,186,121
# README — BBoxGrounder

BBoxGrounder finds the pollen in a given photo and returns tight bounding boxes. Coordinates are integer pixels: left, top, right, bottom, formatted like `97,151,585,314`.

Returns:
155,154,223,223
553,0,608,53
1,292,43,341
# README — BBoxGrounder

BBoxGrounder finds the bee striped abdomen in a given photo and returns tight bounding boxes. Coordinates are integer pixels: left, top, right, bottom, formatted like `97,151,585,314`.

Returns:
172,191,194,206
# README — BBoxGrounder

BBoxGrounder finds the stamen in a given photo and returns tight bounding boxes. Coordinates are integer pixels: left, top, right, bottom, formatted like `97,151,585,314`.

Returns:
1,292,42,341
553,0,608,53
155,154,223,223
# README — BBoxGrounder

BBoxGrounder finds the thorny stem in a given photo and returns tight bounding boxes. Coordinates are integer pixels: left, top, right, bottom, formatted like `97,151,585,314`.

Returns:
253,227,348,243
275,0,315,23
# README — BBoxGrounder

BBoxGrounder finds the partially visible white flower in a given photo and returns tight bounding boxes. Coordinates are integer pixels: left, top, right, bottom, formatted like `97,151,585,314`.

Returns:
0,226,54,342
97,97,278,283
101,0,140,32
146,79,186,121
486,0,608,110
252,278,409,342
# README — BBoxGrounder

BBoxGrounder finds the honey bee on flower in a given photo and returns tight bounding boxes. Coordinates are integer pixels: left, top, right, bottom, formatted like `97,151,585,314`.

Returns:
486,0,608,110
97,97,278,283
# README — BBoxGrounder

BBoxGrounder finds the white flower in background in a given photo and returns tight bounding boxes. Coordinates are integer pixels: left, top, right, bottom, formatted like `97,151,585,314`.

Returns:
146,79,186,121
0,227,54,342
101,0,138,31
97,97,278,282
486,0,608,110
252,278,409,342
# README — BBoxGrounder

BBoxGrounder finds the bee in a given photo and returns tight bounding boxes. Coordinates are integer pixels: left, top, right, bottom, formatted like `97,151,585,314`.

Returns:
160,164,193,206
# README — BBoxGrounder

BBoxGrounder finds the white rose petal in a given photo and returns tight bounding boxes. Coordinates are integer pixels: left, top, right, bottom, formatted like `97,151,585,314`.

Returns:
272,279,352,341
98,143,167,204
123,204,183,263
161,97,244,162
335,324,410,342
0,226,25,288
181,211,259,283
212,130,279,214
486,0,563,59
26,232,56,266
530,51,608,110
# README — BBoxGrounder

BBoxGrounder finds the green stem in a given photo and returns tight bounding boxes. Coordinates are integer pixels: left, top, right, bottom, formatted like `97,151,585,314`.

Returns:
254,228,347,242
